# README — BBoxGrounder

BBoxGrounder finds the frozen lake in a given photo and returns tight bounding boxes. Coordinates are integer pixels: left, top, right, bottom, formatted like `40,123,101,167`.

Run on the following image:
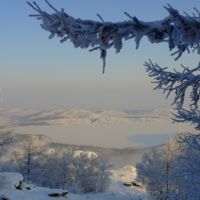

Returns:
15,121,194,149
127,133,176,149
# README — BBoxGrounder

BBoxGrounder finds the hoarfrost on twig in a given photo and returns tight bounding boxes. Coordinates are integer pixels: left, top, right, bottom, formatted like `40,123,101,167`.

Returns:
28,2,200,73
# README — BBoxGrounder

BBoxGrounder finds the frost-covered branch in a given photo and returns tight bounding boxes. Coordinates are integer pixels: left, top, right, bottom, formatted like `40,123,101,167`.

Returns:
145,61,200,129
177,131,200,150
145,61,200,108
172,104,200,131
28,1,200,73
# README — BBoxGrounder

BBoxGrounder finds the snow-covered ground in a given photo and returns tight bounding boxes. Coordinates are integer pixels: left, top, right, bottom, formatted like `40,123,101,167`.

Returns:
0,166,147,200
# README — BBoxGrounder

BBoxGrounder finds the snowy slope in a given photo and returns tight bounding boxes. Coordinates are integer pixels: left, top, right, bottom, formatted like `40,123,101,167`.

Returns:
0,107,175,126
0,166,147,200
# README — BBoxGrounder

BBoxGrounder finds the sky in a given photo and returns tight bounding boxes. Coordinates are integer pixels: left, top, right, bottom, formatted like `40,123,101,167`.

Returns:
1,0,200,110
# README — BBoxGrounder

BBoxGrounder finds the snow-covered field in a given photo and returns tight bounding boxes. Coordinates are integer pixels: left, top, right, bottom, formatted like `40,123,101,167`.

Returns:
0,166,147,200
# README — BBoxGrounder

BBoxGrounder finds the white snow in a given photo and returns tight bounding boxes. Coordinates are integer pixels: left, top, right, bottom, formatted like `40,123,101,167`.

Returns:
46,148,56,154
73,150,98,158
110,165,137,182
0,166,147,200
0,172,23,191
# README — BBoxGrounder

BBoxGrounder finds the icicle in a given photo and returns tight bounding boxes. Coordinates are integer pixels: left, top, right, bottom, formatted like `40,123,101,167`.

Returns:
100,49,107,74
48,32,55,39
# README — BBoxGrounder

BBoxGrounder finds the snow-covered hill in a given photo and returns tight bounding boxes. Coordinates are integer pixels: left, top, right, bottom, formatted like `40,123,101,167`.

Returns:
0,166,147,200
0,107,175,126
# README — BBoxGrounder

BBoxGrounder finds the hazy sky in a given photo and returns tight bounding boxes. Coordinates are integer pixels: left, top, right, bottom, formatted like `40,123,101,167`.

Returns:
1,0,200,110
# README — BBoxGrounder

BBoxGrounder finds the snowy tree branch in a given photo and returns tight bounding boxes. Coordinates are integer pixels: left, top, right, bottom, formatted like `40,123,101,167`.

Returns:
177,131,200,150
145,60,200,130
172,104,200,131
28,1,200,73
145,61,200,108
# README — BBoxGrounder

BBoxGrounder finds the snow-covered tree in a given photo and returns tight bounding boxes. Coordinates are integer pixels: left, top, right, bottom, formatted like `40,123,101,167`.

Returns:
136,137,183,200
0,130,17,190
72,152,113,193
10,149,24,162
14,148,113,193
94,157,113,193
0,129,14,159
136,133,200,199
24,135,46,181
43,150,75,189
8,135,47,182
168,132,200,200
136,147,167,199
161,136,183,200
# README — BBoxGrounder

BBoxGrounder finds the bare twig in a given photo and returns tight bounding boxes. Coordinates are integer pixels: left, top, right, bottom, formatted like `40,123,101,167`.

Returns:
183,11,200,25
29,14,41,17
96,14,104,23
45,0,59,13
33,2,42,11
193,13,197,18
124,12,133,20
194,7,200,16
27,2,40,12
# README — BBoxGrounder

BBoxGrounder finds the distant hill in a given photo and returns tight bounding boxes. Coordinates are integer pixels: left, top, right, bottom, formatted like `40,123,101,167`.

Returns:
0,107,175,127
